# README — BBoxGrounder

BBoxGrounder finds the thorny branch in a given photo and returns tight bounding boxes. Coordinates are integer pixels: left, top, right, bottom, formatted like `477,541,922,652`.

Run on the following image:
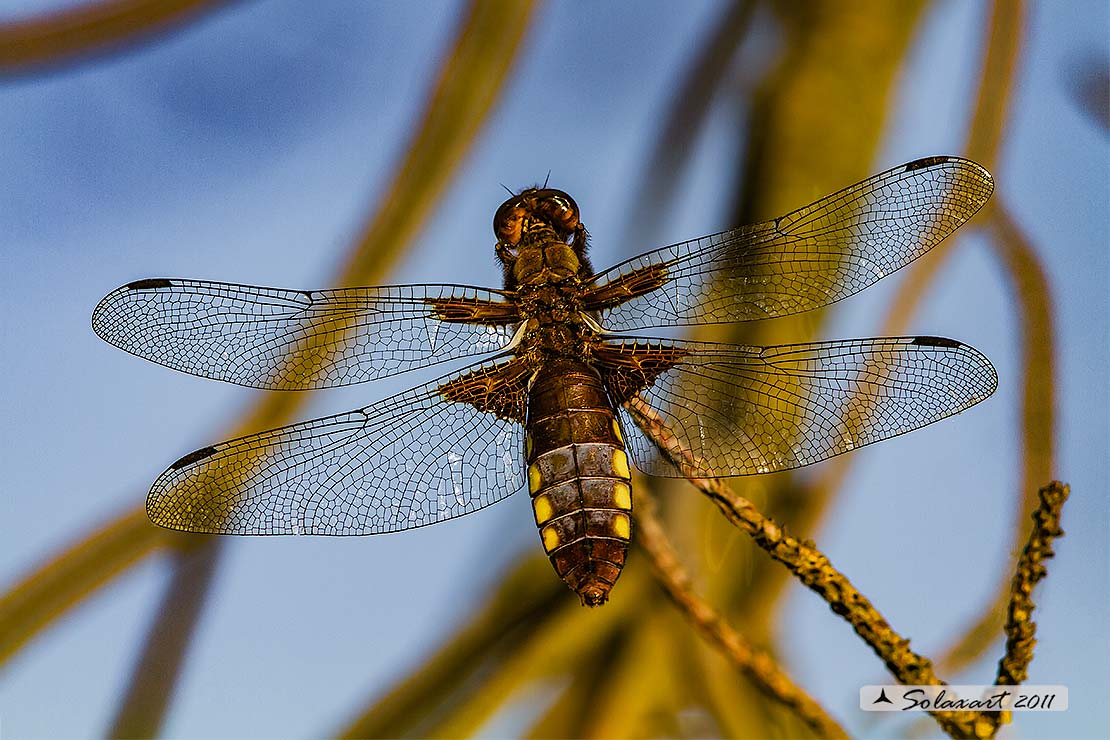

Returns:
627,396,1069,739
633,491,849,739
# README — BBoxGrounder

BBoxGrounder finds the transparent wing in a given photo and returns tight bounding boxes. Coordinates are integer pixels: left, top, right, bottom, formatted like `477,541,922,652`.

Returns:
584,156,993,330
92,279,521,389
598,336,997,477
146,357,529,535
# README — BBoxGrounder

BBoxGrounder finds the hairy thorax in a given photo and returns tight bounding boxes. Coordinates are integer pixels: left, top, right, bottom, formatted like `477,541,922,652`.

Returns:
514,271,595,365
493,191,599,367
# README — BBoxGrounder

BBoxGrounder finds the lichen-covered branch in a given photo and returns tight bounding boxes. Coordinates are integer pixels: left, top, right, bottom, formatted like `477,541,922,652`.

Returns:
972,481,1070,737
629,393,1070,739
996,479,1068,685
628,396,976,737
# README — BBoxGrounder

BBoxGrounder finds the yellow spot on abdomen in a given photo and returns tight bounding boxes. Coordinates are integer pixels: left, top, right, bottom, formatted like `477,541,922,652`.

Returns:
524,434,533,459
612,512,631,539
611,419,624,443
528,463,542,493
541,523,561,552
533,494,554,524
612,449,630,479
612,481,631,510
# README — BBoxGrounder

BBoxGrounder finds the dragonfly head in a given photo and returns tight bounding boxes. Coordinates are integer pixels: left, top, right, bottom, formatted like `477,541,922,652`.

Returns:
494,188,589,286
494,187,581,245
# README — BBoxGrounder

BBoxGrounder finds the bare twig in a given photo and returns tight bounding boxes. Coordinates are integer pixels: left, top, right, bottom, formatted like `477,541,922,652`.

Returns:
634,490,848,739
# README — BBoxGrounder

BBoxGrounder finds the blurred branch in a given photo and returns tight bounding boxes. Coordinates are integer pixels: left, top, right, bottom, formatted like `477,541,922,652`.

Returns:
1065,52,1110,133
0,0,230,76
107,1,541,736
522,626,626,739
337,0,539,289
0,508,168,666
929,199,1056,678
634,490,848,739
966,0,1025,167
688,616,776,737
106,537,220,738
622,0,755,250
880,0,1023,333
871,0,1024,339
734,0,930,225
987,202,1057,522
421,586,640,738
338,556,580,738
0,1,539,733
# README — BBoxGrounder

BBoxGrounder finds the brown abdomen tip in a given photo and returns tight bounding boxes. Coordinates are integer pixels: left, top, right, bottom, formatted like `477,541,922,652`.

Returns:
579,582,610,607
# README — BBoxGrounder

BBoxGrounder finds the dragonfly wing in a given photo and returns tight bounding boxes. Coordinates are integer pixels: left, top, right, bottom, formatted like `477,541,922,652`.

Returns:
593,336,997,477
93,279,521,389
583,156,993,330
147,356,531,534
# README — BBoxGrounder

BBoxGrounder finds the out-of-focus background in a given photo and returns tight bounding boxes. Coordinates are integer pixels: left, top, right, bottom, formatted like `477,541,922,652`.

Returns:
0,0,1106,737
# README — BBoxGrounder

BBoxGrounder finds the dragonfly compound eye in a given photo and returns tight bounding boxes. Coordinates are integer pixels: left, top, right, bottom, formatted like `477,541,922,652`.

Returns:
493,200,525,245
536,191,580,236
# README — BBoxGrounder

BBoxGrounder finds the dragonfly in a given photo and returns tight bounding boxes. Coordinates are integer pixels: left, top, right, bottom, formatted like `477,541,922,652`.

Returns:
93,155,997,606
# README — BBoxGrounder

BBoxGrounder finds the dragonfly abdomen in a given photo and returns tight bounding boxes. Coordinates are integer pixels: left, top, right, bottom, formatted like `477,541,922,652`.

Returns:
526,358,632,606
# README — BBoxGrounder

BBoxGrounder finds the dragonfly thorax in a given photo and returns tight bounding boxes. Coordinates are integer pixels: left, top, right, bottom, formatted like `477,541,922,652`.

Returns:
515,282,597,364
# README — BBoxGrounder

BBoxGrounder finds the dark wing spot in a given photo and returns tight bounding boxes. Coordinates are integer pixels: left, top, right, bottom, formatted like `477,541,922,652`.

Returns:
125,278,173,290
171,445,220,469
912,336,961,348
904,155,951,172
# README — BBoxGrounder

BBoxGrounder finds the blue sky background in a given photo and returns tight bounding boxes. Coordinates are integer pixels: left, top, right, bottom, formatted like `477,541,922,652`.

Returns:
0,1,1106,737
